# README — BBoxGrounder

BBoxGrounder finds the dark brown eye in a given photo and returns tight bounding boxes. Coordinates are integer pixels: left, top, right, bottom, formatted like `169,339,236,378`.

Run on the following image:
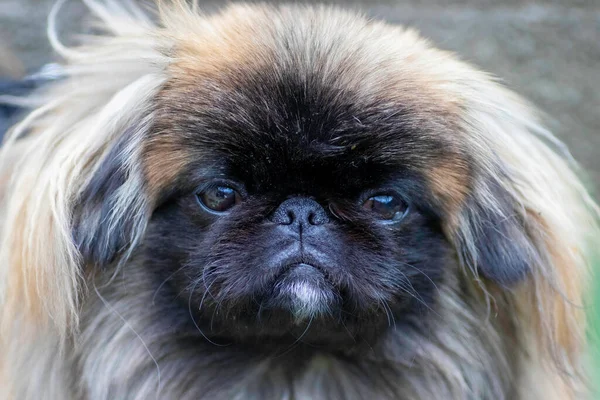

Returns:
363,194,408,221
197,186,241,213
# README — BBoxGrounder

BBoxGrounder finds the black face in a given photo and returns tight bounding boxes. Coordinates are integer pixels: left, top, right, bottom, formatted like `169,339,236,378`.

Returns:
141,67,457,352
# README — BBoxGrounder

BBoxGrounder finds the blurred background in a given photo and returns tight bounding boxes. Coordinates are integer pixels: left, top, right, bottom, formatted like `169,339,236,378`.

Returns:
0,0,599,190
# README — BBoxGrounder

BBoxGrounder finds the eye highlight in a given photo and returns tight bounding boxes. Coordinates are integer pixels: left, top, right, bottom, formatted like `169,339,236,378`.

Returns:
362,194,408,222
197,185,241,213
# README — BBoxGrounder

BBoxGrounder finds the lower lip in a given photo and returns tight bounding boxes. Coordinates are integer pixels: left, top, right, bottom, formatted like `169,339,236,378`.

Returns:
286,263,322,275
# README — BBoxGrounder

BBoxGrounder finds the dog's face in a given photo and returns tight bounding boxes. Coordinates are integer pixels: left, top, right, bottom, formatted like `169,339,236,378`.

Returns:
73,6,534,352
138,57,463,349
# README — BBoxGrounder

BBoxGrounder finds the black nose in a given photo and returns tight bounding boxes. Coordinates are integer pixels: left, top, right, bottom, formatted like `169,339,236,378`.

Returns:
271,197,329,228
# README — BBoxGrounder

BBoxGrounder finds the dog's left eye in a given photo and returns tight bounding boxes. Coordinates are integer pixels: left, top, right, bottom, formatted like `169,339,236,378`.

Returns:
363,194,408,221
197,185,241,213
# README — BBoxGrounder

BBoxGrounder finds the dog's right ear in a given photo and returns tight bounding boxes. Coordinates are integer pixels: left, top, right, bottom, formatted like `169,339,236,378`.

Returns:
72,126,150,268
461,185,538,286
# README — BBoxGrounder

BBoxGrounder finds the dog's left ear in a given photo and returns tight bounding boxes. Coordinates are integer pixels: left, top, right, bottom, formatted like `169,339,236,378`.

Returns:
457,181,540,286
72,127,149,268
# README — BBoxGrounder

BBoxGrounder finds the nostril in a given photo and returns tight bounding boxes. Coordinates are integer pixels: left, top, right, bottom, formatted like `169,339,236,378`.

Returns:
308,211,326,225
286,210,295,225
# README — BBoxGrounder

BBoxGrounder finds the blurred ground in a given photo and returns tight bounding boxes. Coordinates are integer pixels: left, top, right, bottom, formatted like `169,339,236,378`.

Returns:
1,0,599,189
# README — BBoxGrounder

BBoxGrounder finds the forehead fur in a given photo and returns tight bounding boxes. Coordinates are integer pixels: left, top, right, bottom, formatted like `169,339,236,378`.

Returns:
145,4,470,210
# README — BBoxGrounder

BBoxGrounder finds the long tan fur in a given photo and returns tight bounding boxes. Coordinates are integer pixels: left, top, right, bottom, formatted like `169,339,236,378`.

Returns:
0,1,598,399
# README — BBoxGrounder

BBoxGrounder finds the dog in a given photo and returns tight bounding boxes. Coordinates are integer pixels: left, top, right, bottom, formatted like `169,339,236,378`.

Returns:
0,1,598,399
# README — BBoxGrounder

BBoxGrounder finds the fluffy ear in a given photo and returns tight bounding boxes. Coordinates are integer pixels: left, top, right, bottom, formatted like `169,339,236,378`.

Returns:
448,77,595,289
72,124,150,268
448,75,599,393
0,0,169,344
459,181,539,286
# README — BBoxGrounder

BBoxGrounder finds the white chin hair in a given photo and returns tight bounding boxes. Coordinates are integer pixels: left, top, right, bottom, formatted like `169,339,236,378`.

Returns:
288,280,331,323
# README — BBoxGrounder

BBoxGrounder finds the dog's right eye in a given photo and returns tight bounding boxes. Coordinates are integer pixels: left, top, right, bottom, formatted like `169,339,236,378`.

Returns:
197,186,241,213
362,194,408,222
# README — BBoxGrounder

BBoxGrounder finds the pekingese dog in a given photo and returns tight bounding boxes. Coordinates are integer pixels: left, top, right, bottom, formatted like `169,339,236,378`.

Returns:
0,1,598,399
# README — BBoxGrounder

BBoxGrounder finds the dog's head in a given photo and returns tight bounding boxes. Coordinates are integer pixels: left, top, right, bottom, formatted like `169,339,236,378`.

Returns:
64,5,562,349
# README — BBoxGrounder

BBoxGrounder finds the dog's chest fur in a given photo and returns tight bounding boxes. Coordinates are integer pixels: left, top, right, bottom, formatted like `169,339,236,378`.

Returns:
71,271,518,400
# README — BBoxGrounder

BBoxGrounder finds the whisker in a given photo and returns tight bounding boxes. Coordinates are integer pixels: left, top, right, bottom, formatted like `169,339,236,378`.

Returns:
210,295,227,332
93,284,162,400
272,315,315,359
378,298,395,328
397,261,441,295
151,264,188,306
187,280,230,347
394,269,442,319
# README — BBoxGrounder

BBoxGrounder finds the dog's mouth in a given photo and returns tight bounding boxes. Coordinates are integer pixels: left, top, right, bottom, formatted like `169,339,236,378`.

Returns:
273,261,331,283
271,251,335,283
192,254,396,351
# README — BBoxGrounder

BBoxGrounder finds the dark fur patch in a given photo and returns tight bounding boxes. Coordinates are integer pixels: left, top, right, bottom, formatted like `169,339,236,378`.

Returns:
72,128,146,267
462,180,537,285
